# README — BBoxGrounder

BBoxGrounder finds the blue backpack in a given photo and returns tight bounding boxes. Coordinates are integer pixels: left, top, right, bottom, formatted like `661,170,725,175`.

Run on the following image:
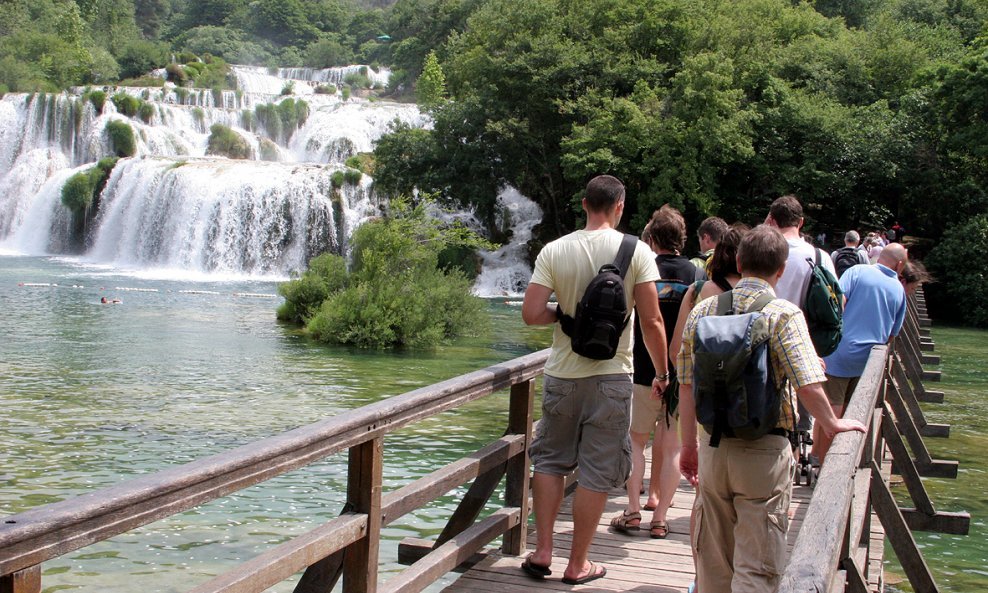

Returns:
692,290,782,447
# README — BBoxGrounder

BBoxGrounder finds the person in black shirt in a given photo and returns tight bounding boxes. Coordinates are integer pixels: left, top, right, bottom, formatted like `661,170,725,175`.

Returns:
610,205,696,539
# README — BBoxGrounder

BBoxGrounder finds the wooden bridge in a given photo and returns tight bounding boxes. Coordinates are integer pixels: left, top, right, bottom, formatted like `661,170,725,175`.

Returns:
0,290,970,593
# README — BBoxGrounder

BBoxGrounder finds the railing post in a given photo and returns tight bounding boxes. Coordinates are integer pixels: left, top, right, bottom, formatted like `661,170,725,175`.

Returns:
0,566,40,593
343,437,383,593
502,378,535,556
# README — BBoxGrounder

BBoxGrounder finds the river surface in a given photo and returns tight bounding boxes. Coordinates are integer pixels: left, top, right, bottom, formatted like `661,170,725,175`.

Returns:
1,255,984,592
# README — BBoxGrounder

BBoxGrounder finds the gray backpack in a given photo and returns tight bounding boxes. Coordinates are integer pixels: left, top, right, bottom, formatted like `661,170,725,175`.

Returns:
692,290,782,447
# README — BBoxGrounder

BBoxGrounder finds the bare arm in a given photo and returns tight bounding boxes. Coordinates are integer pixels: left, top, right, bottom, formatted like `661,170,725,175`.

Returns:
521,282,557,326
678,382,699,486
634,280,668,373
796,382,867,438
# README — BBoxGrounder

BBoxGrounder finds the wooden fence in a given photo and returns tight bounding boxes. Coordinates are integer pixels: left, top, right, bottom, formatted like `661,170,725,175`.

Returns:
779,289,969,593
0,290,969,593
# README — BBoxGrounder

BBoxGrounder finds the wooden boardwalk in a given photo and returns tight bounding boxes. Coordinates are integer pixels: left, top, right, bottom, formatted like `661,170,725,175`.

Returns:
444,447,887,593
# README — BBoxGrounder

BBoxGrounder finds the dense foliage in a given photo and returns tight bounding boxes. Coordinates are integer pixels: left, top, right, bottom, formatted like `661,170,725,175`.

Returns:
277,199,490,348
364,0,988,324
0,0,458,93
928,215,988,327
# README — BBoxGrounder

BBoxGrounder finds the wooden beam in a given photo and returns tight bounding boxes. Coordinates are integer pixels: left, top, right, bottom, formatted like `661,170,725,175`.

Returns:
881,404,936,515
0,566,40,593
184,514,366,593
433,462,506,548
870,460,939,593
919,424,950,438
378,509,519,593
343,438,383,593
901,509,971,535
775,346,887,593
397,538,487,570
885,378,933,466
502,379,534,556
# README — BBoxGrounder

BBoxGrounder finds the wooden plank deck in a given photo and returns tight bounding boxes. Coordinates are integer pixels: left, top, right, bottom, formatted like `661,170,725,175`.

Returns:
443,447,888,593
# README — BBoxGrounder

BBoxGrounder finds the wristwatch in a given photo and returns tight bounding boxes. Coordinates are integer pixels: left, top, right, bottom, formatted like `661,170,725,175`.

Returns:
655,372,670,381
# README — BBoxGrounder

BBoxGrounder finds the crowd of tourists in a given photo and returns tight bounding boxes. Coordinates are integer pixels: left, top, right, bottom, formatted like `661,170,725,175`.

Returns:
520,175,930,591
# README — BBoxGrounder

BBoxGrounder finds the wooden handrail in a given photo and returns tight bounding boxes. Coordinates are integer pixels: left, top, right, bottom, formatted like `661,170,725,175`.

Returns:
0,348,550,590
776,345,888,592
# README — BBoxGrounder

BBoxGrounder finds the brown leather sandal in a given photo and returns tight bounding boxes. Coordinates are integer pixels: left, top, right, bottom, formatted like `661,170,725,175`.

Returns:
609,510,641,532
649,520,669,539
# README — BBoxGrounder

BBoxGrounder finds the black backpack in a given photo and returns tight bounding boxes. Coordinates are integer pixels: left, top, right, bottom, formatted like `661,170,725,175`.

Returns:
803,249,844,356
832,246,861,278
558,234,637,360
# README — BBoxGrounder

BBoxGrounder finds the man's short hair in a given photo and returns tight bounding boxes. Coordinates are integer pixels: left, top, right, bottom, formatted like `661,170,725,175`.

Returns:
645,204,687,252
739,224,789,278
584,175,625,213
697,216,729,243
844,230,860,245
768,195,803,229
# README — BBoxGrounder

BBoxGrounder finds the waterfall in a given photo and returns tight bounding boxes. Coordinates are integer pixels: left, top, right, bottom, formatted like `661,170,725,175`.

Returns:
473,187,543,297
0,64,541,285
0,65,424,277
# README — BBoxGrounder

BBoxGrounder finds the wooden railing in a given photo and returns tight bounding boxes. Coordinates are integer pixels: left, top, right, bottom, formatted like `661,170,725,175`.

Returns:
778,290,969,593
0,349,550,593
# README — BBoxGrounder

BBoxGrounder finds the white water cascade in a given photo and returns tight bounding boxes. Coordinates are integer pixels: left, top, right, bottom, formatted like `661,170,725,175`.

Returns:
473,187,543,297
0,65,428,278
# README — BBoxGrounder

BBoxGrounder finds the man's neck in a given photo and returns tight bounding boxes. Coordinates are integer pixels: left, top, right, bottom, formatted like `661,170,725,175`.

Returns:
778,226,801,240
584,213,618,231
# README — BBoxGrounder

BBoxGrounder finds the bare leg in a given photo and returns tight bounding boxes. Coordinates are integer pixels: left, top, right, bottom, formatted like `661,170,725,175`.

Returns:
564,485,608,581
529,471,564,567
625,430,651,516
649,417,681,527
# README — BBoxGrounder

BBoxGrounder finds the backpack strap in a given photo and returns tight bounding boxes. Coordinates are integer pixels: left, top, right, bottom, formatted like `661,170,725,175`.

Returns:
613,233,638,279
715,290,734,316
557,233,638,334
745,291,776,314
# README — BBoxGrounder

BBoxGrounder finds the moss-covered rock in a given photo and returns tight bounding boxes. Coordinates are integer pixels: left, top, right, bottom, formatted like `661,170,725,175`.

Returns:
106,121,136,157
111,92,141,117
259,138,280,162
207,124,250,159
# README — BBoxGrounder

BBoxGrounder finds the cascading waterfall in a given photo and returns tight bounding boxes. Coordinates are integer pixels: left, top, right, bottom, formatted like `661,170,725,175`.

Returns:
0,64,542,286
473,187,543,297
0,65,426,278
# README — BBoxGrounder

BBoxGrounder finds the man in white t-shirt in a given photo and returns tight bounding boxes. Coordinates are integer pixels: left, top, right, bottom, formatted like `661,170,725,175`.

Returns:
765,195,837,436
521,175,669,585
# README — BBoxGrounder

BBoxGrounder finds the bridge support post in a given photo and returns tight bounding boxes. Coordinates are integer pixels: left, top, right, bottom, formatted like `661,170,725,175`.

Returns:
502,378,535,556
0,566,40,593
343,437,383,593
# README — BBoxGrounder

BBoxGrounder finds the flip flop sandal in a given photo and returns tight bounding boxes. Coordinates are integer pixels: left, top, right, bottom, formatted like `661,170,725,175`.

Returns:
649,520,669,539
561,561,607,585
520,555,551,579
609,510,641,532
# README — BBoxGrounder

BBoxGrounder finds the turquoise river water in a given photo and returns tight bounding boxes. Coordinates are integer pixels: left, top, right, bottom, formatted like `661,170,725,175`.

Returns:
0,255,983,592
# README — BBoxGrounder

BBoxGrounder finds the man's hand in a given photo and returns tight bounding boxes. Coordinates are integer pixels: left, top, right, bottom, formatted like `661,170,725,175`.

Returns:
680,445,699,487
820,418,867,440
650,377,669,400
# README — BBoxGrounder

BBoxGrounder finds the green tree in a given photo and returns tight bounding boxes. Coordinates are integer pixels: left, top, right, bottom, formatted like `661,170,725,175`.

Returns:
928,214,988,326
415,50,446,108
280,199,490,348
249,0,319,47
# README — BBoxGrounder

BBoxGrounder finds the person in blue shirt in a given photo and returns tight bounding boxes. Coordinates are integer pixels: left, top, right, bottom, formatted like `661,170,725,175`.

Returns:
813,243,908,464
